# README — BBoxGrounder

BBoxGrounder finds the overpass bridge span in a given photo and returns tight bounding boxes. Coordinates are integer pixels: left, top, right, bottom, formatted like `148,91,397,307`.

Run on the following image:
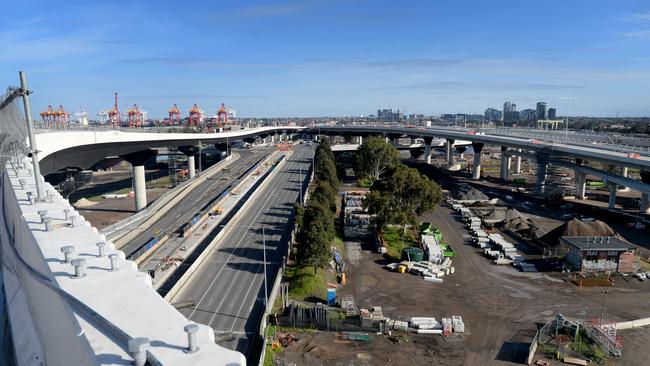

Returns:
313,125,650,213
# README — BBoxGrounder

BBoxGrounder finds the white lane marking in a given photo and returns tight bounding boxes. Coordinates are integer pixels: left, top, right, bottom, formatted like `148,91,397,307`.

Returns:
188,190,275,319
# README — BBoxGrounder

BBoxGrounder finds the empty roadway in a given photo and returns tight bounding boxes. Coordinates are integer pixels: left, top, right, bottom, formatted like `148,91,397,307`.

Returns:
171,144,313,358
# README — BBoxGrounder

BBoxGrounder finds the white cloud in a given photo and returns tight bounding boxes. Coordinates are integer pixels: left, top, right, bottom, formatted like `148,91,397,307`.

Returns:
619,30,650,39
618,11,650,24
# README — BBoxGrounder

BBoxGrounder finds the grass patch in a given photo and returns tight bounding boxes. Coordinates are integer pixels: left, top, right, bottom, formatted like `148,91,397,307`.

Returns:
381,226,418,261
283,266,332,302
357,177,373,188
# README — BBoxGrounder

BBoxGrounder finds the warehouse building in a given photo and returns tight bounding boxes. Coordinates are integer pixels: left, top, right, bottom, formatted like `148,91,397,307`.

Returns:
562,236,636,273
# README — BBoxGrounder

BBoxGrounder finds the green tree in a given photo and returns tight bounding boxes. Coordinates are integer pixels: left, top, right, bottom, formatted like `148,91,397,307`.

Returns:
354,136,401,182
311,181,337,212
293,202,305,232
297,203,334,273
364,164,442,231
315,147,339,189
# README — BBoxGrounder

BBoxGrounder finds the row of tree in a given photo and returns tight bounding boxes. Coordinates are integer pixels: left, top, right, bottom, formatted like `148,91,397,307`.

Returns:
355,136,442,231
294,140,339,274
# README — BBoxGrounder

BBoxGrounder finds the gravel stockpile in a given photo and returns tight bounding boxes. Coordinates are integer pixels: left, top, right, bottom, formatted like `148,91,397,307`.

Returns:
450,183,489,201
539,218,617,246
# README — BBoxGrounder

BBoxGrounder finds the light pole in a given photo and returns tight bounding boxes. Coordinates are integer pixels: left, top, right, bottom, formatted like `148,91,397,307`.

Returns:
559,97,578,142
600,290,608,326
262,225,268,311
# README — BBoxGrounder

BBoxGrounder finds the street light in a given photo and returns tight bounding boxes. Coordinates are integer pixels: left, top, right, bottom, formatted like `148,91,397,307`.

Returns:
559,97,579,142
262,225,268,310
600,290,608,326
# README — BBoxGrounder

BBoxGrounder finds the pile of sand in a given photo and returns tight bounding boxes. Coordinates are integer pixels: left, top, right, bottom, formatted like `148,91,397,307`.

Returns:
539,218,616,246
451,183,489,201
74,198,96,208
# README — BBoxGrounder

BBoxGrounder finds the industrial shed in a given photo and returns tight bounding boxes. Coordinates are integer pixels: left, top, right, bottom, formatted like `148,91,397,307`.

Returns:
562,236,636,273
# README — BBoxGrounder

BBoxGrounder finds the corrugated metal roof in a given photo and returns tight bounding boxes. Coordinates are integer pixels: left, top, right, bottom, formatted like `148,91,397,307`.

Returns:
561,236,636,251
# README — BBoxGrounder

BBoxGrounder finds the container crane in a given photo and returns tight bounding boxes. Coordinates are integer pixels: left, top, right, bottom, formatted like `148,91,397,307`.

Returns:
55,105,70,128
217,103,228,128
168,104,181,126
39,105,56,128
188,103,202,127
107,92,121,128
126,104,144,128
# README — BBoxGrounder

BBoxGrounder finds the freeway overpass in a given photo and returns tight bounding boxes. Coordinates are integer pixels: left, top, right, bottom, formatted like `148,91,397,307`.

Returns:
36,126,302,211
310,125,650,212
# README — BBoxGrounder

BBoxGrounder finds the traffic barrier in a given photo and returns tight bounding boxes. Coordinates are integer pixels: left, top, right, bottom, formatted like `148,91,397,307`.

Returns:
162,152,292,301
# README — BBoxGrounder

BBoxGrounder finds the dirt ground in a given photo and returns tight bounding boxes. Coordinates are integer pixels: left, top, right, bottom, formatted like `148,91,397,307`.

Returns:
274,203,650,366
74,187,166,229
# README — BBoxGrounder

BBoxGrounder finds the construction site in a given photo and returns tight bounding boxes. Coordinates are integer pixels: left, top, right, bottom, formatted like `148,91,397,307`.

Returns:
263,145,650,366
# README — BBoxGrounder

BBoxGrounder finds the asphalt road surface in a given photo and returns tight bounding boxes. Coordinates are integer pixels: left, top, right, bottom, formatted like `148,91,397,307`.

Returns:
173,144,313,358
120,148,270,258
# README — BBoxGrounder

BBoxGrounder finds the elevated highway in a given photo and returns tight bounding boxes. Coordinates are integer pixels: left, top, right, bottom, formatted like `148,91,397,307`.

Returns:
311,125,650,212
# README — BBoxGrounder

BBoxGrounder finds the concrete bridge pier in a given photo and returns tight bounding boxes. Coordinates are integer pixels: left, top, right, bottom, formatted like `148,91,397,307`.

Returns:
357,136,363,145
424,137,433,164
121,150,156,212
513,149,522,175
575,172,586,199
499,146,511,181
619,166,629,192
456,146,466,161
445,139,455,166
641,171,650,213
471,142,484,180
178,146,199,179
608,183,618,209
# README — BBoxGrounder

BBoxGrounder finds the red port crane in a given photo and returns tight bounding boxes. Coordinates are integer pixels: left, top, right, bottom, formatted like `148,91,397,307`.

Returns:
168,104,181,126
188,104,202,127
55,105,70,128
217,103,228,128
126,104,144,128
39,105,56,128
107,92,121,128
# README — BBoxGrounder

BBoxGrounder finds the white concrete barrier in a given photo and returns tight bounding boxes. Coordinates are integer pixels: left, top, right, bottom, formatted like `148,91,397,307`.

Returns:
164,151,293,302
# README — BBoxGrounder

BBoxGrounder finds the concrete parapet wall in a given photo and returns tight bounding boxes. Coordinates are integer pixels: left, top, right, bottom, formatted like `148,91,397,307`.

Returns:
165,151,293,302
1,159,246,365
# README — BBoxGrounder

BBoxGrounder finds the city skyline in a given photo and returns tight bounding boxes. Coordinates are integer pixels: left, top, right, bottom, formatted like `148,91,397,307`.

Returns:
2,0,650,118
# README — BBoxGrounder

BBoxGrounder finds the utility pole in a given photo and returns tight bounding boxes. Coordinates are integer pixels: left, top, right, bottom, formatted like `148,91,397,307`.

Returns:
600,290,608,326
19,71,45,200
263,226,268,311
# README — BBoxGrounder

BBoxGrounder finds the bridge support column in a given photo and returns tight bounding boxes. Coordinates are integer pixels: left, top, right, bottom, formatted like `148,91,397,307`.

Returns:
619,166,629,192
536,158,548,194
187,155,196,179
357,136,363,145
424,137,433,164
456,146,466,161
121,150,156,212
179,146,199,179
513,150,522,175
576,172,586,199
641,194,650,214
608,183,617,209
640,171,650,213
471,142,484,180
133,165,147,211
499,146,511,181
445,139,455,165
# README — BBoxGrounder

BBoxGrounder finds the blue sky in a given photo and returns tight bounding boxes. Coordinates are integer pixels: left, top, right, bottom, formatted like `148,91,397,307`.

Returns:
1,0,650,118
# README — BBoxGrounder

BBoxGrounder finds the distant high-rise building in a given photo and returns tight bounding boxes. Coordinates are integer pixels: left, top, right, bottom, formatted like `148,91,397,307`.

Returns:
503,102,518,122
536,102,548,120
484,108,502,121
548,108,557,119
520,109,537,122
